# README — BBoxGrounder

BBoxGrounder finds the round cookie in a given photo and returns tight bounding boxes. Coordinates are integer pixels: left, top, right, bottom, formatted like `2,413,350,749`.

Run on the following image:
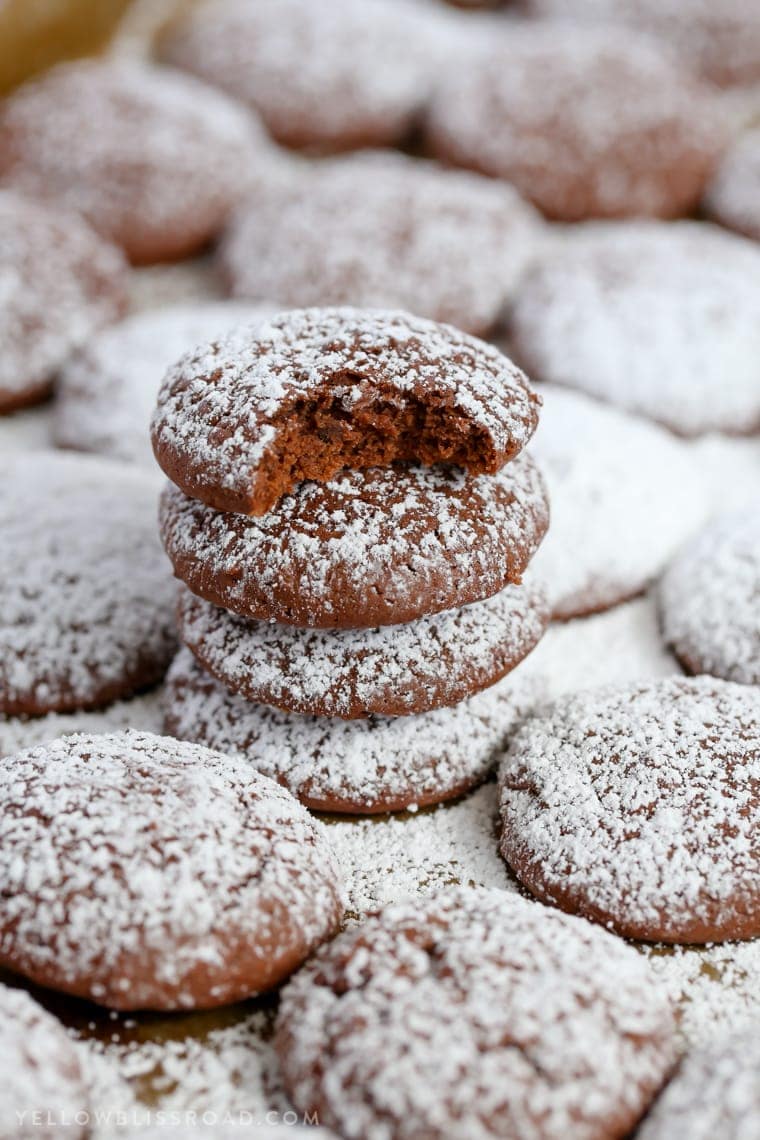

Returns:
0,730,345,1010
164,648,541,814
704,129,760,244
0,984,88,1139
521,0,760,89
425,25,726,222
0,452,176,716
220,151,542,335
509,221,760,436
638,1031,760,1140
151,306,541,516
276,886,677,1140
158,0,435,152
659,509,760,685
499,676,760,943
0,190,126,414
176,575,549,719
55,301,277,467
159,453,549,629
0,59,270,264
529,387,707,619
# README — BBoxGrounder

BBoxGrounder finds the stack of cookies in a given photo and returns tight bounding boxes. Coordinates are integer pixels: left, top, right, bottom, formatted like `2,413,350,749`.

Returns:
153,306,551,814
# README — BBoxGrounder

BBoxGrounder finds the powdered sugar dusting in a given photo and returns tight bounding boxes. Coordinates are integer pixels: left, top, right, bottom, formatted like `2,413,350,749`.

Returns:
0,983,88,1138
152,306,541,511
176,575,548,719
659,508,760,685
164,648,544,814
0,190,126,406
55,302,277,468
221,151,542,333
499,676,760,942
0,452,176,715
276,886,677,1140
0,730,344,1009
159,453,549,628
530,386,709,618
509,221,760,436
705,128,760,243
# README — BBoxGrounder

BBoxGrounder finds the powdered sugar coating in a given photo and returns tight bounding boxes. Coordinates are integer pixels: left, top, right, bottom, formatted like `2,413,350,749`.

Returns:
0,59,269,264
164,648,542,814
176,576,548,719
530,387,707,618
55,302,277,468
659,509,760,685
509,222,760,436
638,1030,760,1140
152,306,541,515
426,25,725,221
159,0,437,151
499,676,760,943
0,190,126,412
0,730,345,1010
522,0,760,88
0,984,88,1140
221,151,541,334
705,129,760,244
0,453,176,715
159,453,549,629
276,886,677,1140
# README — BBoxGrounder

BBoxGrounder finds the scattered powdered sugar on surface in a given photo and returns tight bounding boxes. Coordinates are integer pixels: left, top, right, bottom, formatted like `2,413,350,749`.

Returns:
0,190,126,402
529,386,710,618
159,0,438,149
55,302,277,468
0,452,176,714
0,59,268,261
0,689,163,759
276,886,677,1140
159,453,548,628
509,221,760,436
426,24,724,220
163,648,545,813
499,676,760,942
705,128,760,242
637,1028,760,1139
152,306,540,508
0,983,89,1138
0,730,344,1009
175,575,548,719
221,151,542,333
659,508,760,685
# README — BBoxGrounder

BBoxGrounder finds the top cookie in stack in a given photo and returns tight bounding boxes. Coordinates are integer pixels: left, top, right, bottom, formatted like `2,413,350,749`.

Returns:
153,307,550,814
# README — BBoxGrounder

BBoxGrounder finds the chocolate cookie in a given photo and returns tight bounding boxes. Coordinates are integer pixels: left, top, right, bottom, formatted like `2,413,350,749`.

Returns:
0,453,176,716
152,307,541,516
509,222,760,436
638,1031,760,1140
499,676,760,943
0,59,270,264
659,510,760,686
276,886,677,1139
521,0,760,88
158,0,435,152
176,575,548,720
164,648,541,814
220,151,542,335
530,387,706,619
55,302,276,468
159,453,549,629
0,984,88,1139
704,129,760,245
0,190,126,414
425,25,726,221
0,730,345,1010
